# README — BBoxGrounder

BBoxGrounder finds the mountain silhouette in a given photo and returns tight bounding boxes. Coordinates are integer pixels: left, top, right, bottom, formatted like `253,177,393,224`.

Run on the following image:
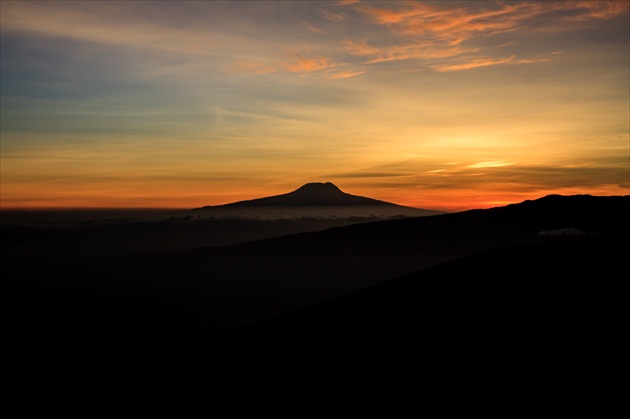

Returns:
3,193,628,349
194,182,442,217
201,182,419,207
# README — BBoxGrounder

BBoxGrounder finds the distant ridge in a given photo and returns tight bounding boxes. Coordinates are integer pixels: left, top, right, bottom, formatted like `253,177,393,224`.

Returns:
194,182,443,217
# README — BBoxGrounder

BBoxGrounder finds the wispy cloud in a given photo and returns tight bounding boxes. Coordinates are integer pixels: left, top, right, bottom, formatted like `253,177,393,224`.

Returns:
220,48,352,80
0,1,222,55
1,1,347,82
282,53,336,73
329,157,629,190
345,1,537,69
467,161,514,169
321,10,345,22
354,1,536,39
302,21,326,34
326,172,403,179
356,1,628,35
571,1,630,20
328,70,366,80
343,39,469,64
433,55,550,72
346,0,628,71
231,53,339,76
322,158,628,211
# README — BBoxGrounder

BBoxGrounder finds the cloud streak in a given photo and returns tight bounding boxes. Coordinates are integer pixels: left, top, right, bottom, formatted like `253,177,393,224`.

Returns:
0,1,223,55
571,1,630,20
229,53,339,77
343,39,470,64
282,53,336,73
433,55,551,72
347,0,629,71
326,159,629,211
327,70,366,80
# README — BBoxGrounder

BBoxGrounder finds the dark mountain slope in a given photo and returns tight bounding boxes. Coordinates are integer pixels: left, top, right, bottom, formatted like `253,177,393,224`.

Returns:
180,194,629,336
2,194,628,347
199,230,627,398
217,231,626,347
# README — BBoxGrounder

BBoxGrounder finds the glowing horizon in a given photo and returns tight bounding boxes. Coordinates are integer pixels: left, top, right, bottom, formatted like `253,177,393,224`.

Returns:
1,1,628,212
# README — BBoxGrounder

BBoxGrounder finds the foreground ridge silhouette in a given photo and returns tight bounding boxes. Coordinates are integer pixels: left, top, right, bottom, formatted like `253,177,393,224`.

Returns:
2,193,628,353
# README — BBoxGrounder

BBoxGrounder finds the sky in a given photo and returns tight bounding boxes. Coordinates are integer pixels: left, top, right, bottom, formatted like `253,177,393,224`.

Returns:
1,0,628,211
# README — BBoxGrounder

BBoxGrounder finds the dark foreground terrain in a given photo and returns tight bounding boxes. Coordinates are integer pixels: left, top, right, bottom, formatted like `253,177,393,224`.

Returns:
217,232,626,353
2,195,628,369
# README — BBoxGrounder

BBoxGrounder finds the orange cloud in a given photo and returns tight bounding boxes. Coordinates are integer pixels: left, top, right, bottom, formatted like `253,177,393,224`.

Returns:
321,10,345,22
358,1,628,34
345,2,536,67
356,1,541,43
230,53,338,76
343,39,472,64
348,0,628,70
328,70,366,80
571,1,630,20
433,55,550,72
356,2,452,25
282,53,335,73
337,0,360,6
302,21,326,34
342,40,381,57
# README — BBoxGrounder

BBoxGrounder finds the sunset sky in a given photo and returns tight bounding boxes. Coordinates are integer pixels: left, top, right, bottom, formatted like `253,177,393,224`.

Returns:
1,0,628,211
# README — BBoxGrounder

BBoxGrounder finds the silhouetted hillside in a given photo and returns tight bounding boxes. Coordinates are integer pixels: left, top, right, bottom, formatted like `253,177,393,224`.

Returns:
206,230,627,387
218,231,626,346
2,194,628,349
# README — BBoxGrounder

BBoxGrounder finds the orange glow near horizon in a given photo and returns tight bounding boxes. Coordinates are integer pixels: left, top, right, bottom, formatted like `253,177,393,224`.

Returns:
2,180,626,213
1,1,628,211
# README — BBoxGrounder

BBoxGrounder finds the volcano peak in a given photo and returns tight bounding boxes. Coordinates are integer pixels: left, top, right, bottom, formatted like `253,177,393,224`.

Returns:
292,182,345,196
196,181,443,216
